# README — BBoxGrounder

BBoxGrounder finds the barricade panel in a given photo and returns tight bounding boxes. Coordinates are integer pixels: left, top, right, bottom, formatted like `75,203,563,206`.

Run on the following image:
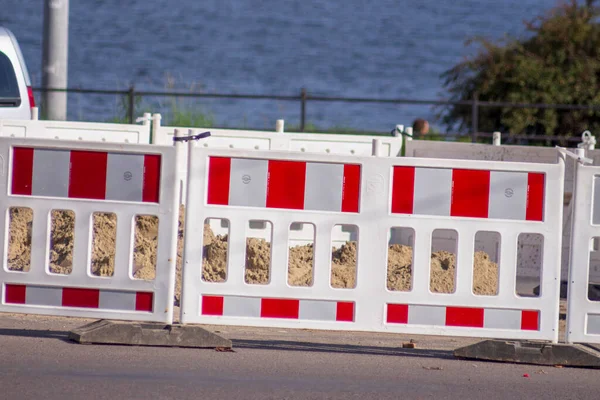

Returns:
566,162,600,344
181,145,564,342
0,119,151,144
0,137,178,323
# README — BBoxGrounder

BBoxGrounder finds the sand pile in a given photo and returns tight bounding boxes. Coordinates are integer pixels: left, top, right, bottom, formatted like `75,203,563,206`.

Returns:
7,207,499,303
202,233,499,295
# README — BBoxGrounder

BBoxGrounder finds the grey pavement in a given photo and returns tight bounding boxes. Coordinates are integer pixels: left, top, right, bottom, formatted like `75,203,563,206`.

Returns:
0,313,596,400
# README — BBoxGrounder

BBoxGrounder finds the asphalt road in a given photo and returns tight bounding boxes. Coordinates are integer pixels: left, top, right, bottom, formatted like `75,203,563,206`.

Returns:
0,315,597,400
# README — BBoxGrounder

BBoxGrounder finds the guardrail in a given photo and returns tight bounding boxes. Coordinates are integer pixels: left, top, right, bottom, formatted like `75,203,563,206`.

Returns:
32,87,600,143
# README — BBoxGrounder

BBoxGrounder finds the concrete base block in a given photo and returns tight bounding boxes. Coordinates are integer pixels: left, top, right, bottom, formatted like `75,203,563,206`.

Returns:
454,340,600,368
69,320,232,349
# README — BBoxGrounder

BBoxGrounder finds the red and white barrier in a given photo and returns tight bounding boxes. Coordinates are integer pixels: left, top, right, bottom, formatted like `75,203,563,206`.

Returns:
566,156,600,344
206,157,360,212
180,144,565,342
0,137,179,323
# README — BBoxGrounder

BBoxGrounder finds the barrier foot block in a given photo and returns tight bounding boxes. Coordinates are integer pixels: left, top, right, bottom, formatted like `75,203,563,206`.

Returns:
68,320,232,349
454,340,600,368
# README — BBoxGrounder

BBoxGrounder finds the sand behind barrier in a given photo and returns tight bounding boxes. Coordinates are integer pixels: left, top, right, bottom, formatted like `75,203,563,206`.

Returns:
7,208,499,302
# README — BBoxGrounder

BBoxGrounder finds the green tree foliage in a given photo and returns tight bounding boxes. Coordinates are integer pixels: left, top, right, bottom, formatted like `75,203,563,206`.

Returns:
441,0,600,137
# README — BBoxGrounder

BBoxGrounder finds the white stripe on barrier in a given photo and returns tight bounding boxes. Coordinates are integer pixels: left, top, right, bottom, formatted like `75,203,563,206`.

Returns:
106,153,145,202
488,171,528,220
483,308,522,330
407,305,446,326
223,295,261,318
27,285,62,306
413,168,452,216
304,162,344,212
229,158,268,207
32,149,70,197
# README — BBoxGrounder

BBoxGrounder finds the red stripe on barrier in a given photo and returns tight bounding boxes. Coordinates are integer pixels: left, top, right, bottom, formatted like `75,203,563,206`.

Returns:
521,310,540,331
451,169,490,218
526,173,545,221
201,296,224,315
446,307,484,327
266,161,306,210
336,302,355,322
11,147,34,195
391,166,415,214
68,151,108,200
386,304,409,324
135,292,154,312
5,284,26,304
62,288,100,308
341,164,361,212
142,155,161,203
260,298,300,319
207,157,231,205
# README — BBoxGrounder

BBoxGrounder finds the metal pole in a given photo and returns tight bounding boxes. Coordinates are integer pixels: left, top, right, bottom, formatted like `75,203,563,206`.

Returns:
471,92,479,142
42,0,69,120
128,86,135,124
300,88,307,132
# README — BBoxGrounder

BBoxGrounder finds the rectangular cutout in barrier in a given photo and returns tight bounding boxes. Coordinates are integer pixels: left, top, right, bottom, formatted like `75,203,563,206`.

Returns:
49,210,75,275
387,227,414,292
391,166,545,221
430,229,458,294
91,213,117,277
206,157,361,213
516,233,543,298
202,218,229,283
245,220,272,285
589,238,600,292
288,222,315,287
593,176,600,225
473,231,500,296
7,207,32,272
11,147,162,203
330,224,358,289
132,215,158,281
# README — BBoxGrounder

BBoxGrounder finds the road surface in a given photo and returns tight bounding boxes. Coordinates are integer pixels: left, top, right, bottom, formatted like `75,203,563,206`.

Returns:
0,314,596,400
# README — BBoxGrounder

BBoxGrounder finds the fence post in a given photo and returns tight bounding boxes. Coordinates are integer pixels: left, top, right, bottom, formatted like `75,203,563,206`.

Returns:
300,88,307,132
276,119,285,133
471,92,479,142
493,131,501,146
128,85,135,124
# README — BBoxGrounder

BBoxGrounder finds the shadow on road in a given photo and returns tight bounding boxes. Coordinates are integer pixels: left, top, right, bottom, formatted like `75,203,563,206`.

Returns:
0,328,70,342
232,339,454,360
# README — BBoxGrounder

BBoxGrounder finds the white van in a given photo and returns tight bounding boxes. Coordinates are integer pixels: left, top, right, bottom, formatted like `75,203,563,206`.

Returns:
0,27,34,120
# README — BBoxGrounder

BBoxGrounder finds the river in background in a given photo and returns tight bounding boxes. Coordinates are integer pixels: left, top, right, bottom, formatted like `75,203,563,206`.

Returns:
3,0,559,132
